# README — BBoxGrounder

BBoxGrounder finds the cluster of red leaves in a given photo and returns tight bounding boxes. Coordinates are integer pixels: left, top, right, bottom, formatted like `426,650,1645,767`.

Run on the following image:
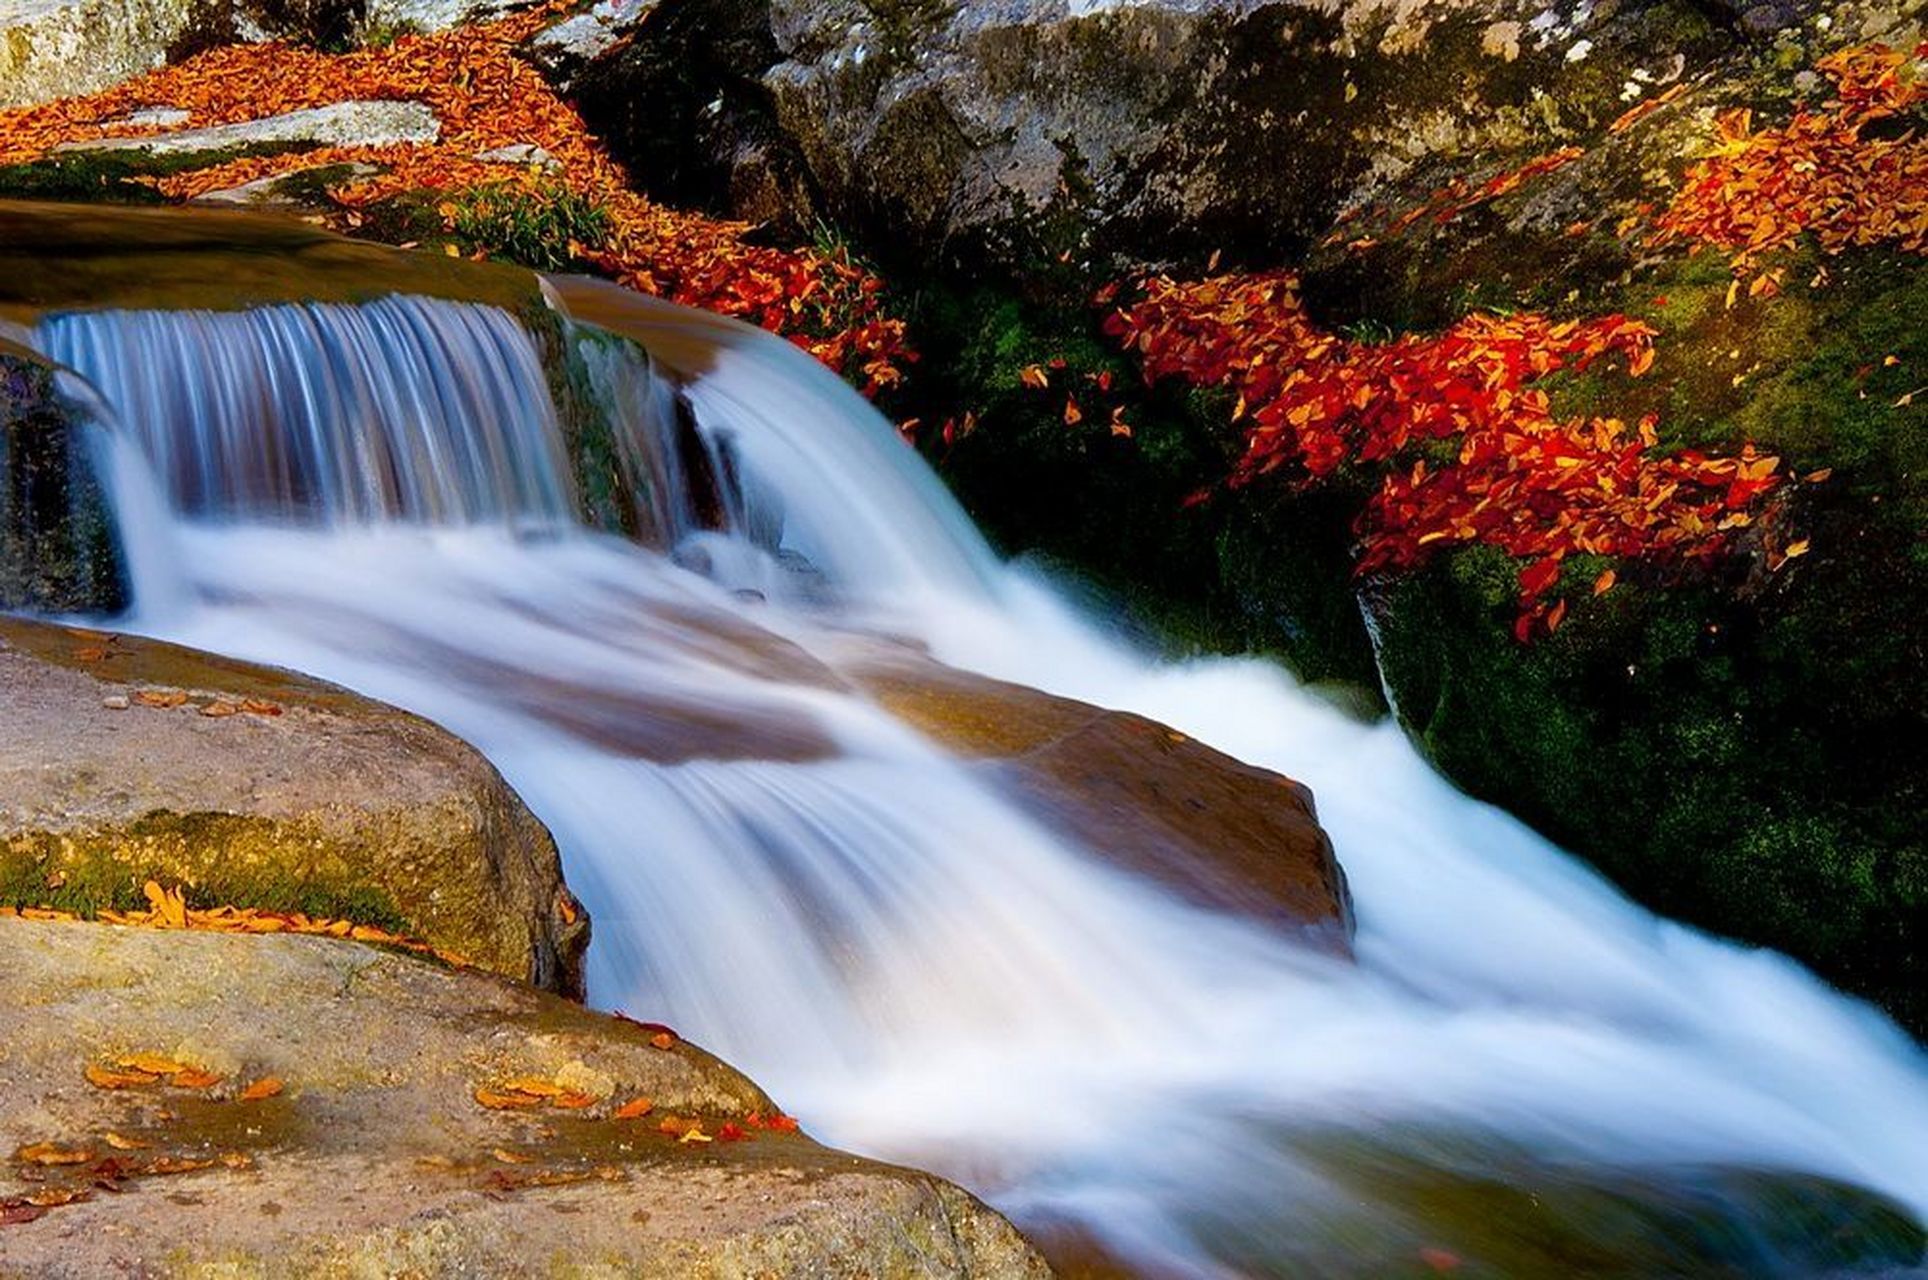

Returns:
1654,42,1928,274
0,2,909,392
1102,272,1788,635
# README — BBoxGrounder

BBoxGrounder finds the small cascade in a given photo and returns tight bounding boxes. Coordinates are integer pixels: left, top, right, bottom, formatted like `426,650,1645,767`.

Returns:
35,297,577,526
32,272,1928,1276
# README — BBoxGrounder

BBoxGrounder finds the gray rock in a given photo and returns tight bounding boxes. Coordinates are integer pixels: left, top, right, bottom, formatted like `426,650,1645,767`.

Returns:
192,160,382,206
569,0,1747,265
0,0,192,108
55,99,442,155
474,141,561,171
118,105,193,128
0,915,1050,1278
525,0,656,84
361,0,521,36
0,614,589,996
0,0,365,108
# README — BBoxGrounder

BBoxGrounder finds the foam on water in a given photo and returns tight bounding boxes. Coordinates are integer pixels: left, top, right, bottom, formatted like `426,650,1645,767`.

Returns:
36,286,1928,1274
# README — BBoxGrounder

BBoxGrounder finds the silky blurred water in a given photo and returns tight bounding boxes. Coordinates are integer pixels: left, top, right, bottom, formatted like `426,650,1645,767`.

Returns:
37,285,1928,1275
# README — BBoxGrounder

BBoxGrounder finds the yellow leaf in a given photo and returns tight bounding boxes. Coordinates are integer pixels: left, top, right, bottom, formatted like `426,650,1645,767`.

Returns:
117,1052,188,1076
1783,538,1811,559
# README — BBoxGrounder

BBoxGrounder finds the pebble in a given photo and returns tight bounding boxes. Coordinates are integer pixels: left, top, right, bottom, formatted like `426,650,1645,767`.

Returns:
101,695,129,710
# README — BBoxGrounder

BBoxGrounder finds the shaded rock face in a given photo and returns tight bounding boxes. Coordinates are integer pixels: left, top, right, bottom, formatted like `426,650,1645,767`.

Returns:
0,615,589,996
851,646,1353,951
0,347,126,616
572,0,1729,267
0,916,1050,1278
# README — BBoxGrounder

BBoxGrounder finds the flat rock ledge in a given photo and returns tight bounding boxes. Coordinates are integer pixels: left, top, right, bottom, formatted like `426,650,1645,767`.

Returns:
55,100,442,155
0,917,1048,1278
0,614,588,997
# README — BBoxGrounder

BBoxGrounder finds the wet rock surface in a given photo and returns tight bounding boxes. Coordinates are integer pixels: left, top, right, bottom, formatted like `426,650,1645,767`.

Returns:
851,647,1353,950
0,614,588,995
0,915,1049,1278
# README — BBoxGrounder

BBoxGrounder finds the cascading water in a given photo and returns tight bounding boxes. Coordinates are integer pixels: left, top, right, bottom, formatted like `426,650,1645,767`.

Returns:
31,282,1928,1276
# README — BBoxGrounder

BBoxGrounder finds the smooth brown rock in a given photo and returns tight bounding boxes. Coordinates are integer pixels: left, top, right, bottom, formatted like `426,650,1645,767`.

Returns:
0,916,1049,1278
852,649,1352,954
0,614,589,996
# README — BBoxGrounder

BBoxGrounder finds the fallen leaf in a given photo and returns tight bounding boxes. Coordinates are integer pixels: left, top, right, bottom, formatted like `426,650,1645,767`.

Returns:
648,1032,676,1052
1593,569,1617,596
15,1143,92,1166
132,689,188,709
102,1132,149,1151
474,1086,543,1110
85,1063,157,1091
237,1077,284,1101
613,1096,654,1120
500,1077,564,1098
170,1069,223,1090
492,1148,531,1164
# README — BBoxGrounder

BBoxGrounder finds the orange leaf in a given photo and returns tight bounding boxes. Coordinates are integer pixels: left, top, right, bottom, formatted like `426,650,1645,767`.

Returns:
613,1096,654,1120
238,1077,284,1101
86,1063,158,1090
15,1143,92,1166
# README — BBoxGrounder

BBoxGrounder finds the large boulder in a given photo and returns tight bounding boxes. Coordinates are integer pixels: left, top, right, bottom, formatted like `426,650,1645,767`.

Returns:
0,915,1049,1277
0,0,370,109
0,615,590,996
570,0,1739,266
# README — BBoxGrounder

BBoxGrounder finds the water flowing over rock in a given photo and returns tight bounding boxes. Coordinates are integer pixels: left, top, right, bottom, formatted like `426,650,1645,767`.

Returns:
0,916,1049,1278
0,614,588,994
4,203,1926,1276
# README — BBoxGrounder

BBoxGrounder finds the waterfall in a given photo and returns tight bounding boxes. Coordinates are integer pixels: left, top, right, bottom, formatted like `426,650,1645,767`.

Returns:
35,287,1928,1275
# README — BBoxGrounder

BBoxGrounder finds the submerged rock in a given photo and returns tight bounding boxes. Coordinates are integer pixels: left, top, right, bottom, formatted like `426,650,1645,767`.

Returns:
852,648,1353,952
0,915,1049,1277
0,615,589,996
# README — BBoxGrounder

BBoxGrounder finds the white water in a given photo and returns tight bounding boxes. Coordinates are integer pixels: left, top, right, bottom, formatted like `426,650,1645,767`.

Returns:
38,287,1928,1274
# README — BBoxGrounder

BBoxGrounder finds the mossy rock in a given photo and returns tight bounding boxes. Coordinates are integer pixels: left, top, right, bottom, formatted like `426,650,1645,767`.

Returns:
0,348,127,615
0,614,590,997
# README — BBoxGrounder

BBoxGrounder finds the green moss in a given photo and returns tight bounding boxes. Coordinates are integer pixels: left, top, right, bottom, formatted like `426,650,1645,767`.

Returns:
0,818,411,934
447,181,613,274
0,143,315,205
